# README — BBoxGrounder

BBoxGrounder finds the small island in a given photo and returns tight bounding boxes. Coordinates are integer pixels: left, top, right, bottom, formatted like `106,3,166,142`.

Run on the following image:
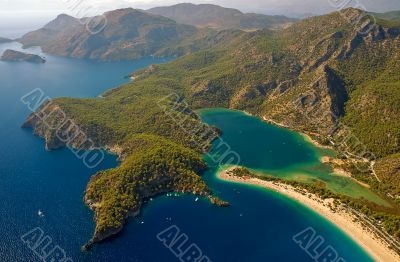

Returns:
1,49,46,63
0,37,13,44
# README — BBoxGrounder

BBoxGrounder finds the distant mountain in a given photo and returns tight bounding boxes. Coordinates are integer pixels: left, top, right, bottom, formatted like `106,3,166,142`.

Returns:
147,3,296,30
18,9,200,61
372,10,400,21
0,37,13,43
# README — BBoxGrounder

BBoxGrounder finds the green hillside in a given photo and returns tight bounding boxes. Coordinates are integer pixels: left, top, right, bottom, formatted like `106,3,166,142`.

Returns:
83,134,213,249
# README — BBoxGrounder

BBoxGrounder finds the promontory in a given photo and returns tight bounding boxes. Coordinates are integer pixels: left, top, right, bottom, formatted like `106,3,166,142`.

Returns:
1,49,46,63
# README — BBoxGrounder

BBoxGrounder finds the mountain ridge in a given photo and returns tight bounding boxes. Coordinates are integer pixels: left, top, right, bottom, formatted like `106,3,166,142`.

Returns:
18,8,202,61
17,5,296,61
147,3,296,30
372,10,400,21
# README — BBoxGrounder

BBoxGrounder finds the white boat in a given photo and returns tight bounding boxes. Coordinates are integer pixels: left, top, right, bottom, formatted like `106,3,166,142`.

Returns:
38,210,44,217
195,197,199,202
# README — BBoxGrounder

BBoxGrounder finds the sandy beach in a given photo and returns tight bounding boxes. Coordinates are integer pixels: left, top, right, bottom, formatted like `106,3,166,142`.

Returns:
299,132,332,150
218,167,400,262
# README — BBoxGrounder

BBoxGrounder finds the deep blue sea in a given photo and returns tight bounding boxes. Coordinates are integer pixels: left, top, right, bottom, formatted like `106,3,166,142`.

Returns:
0,42,372,262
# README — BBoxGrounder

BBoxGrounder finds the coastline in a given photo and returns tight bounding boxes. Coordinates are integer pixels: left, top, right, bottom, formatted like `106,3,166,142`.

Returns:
299,132,331,150
217,167,400,262
261,116,374,189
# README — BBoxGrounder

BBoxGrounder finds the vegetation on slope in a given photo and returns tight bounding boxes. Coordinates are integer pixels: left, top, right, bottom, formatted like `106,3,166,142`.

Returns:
374,153,400,198
83,134,213,248
341,60,400,158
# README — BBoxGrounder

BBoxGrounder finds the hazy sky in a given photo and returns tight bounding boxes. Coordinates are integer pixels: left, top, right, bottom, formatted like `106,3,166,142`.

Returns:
1,0,400,17
1,0,400,38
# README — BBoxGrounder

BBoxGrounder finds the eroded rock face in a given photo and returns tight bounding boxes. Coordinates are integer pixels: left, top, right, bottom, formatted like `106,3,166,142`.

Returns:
1,49,46,63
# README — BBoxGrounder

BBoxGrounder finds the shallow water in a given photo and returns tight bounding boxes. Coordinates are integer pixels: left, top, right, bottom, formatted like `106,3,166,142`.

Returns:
199,108,387,206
